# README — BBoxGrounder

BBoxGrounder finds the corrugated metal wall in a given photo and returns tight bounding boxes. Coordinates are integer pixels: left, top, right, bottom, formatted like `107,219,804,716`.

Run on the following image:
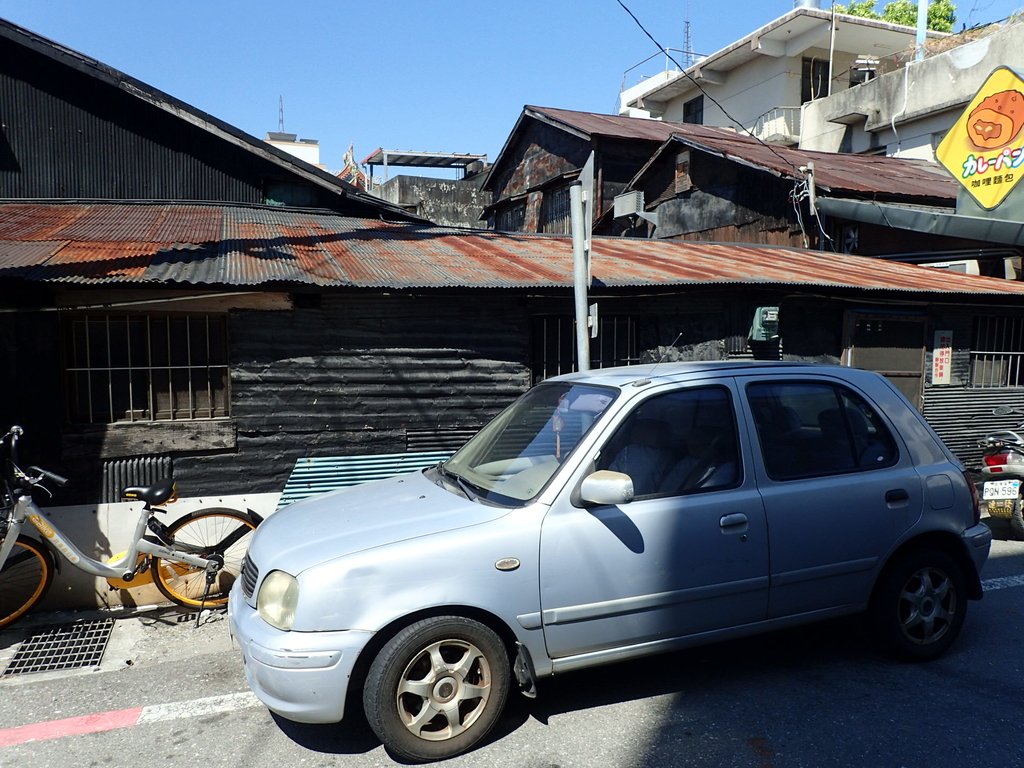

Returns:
166,290,739,497
101,456,173,504
44,286,1019,503
922,386,1024,468
1,42,264,202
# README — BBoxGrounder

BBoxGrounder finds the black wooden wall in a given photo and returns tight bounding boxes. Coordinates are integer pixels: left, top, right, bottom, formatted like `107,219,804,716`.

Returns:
1,34,345,210
20,285,1002,505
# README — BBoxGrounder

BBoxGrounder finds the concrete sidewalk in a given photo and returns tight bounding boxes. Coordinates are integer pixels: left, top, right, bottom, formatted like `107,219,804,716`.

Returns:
0,603,235,682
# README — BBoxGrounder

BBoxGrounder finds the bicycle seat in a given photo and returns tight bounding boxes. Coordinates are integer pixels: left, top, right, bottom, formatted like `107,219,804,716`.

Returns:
121,478,177,506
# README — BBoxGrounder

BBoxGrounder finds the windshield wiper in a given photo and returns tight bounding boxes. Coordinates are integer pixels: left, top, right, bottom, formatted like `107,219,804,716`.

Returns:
436,462,480,501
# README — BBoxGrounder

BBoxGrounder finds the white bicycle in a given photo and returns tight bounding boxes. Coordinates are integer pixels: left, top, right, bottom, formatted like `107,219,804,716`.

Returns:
0,425,261,629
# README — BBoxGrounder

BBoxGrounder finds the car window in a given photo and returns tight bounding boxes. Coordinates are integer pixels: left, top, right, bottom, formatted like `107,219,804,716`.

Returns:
445,382,617,503
597,386,741,498
746,381,899,481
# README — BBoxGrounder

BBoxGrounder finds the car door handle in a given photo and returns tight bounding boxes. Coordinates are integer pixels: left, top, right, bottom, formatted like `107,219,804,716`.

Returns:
720,513,748,528
885,489,910,505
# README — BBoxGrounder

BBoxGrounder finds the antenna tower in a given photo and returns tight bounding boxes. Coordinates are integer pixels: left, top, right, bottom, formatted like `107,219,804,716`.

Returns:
683,1,694,68
278,96,284,132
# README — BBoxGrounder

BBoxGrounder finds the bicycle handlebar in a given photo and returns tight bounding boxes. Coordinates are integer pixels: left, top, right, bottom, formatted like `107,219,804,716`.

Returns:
27,466,69,488
3,425,23,467
3,425,68,492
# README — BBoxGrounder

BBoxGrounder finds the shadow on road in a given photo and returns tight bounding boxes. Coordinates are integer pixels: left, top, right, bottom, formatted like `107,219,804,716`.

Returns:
269,546,1022,766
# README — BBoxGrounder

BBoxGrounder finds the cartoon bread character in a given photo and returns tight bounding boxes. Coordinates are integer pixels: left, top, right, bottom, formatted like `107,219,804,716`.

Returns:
968,89,1024,149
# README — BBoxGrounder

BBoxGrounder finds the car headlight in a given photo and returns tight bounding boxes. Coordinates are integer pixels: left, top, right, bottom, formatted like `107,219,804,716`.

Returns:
257,570,299,630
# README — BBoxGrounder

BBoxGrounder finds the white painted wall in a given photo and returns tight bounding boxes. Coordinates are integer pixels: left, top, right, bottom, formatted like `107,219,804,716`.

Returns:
800,23,1024,160
631,45,865,136
31,492,280,612
266,138,323,167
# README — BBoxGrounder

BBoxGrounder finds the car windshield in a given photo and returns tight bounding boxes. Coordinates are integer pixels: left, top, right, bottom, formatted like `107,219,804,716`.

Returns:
442,382,617,504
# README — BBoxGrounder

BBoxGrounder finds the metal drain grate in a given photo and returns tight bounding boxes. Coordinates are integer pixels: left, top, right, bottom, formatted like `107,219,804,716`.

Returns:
2,618,115,677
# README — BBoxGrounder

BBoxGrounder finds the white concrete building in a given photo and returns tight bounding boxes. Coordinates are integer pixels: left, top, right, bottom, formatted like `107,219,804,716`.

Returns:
800,18,1024,160
619,1,943,146
264,131,325,169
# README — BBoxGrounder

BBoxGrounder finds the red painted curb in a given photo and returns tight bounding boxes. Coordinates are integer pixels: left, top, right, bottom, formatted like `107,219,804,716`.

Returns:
0,706,144,747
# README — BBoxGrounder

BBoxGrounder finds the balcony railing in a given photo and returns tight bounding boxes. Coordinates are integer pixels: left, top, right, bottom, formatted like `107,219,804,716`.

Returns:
750,107,802,144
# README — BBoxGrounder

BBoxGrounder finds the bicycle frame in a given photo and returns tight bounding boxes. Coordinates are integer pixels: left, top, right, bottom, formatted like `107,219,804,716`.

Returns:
0,491,212,579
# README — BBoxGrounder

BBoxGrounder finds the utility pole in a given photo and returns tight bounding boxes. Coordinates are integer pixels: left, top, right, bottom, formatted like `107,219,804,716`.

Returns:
915,0,928,61
570,152,595,371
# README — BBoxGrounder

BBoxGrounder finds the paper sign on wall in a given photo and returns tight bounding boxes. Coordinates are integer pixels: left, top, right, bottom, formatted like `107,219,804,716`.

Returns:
933,330,953,385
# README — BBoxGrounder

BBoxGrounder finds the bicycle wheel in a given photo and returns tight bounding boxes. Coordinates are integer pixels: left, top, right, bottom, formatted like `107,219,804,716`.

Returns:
0,536,55,629
151,509,257,609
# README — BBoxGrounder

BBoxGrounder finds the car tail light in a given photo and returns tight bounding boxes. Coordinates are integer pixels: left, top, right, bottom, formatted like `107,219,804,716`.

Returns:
983,450,1024,468
966,471,982,525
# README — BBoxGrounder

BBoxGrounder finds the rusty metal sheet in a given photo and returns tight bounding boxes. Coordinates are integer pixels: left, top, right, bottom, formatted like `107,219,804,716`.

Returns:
2,201,1024,296
669,131,957,200
525,107,955,201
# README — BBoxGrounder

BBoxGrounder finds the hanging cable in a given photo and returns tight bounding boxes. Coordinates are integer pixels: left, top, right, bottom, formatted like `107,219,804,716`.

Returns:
616,0,803,175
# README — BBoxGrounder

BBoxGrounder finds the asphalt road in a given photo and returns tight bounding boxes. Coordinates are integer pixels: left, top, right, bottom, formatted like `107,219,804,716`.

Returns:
2,528,1023,768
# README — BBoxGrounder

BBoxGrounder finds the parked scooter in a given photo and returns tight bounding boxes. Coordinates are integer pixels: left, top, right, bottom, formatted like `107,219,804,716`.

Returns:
978,407,1024,540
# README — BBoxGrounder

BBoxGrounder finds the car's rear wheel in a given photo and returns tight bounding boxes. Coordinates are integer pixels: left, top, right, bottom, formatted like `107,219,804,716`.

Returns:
870,549,967,661
363,616,510,762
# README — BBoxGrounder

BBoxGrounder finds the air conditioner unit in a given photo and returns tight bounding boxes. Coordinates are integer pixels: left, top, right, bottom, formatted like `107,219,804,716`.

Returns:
613,191,659,227
614,191,644,218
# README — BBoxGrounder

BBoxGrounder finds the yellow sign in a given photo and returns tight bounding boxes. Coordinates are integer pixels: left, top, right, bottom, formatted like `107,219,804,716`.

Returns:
936,66,1024,210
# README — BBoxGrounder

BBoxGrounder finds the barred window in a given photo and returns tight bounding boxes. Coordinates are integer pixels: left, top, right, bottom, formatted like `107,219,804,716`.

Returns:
539,186,572,234
971,315,1024,388
495,202,526,232
63,313,229,424
531,315,641,383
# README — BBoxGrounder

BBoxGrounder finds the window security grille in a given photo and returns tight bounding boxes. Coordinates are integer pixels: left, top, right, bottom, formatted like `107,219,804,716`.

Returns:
540,186,572,234
495,203,526,233
971,315,1024,388
64,313,230,424
531,316,640,383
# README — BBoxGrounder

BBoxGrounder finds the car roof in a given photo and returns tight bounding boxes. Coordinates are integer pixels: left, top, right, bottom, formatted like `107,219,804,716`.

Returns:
545,360,858,389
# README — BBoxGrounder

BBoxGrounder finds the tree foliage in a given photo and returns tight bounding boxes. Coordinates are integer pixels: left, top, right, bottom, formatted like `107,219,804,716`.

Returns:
832,1,956,32
834,0,882,19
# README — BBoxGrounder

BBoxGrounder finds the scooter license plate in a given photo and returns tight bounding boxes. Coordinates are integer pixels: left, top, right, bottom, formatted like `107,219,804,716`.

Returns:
983,479,1021,500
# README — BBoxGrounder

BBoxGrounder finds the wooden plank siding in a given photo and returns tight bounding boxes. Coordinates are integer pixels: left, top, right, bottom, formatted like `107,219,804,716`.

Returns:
32,289,758,503
25,286,1014,504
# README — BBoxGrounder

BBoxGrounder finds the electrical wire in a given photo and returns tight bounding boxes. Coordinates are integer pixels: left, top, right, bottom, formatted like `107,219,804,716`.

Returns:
617,0,858,252
616,0,803,175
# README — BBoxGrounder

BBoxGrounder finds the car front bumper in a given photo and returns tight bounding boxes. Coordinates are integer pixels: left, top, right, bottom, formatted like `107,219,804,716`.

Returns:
227,582,374,724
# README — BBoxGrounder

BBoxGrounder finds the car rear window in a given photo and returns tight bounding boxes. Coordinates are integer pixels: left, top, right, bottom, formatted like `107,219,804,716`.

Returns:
746,381,899,481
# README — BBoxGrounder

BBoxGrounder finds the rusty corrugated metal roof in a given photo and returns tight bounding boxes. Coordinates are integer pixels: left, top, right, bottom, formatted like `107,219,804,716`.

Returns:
525,106,700,143
2,201,1023,296
664,132,958,200
511,107,956,201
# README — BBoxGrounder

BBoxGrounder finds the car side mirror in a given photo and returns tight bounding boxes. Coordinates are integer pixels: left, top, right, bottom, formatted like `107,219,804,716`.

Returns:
580,470,635,506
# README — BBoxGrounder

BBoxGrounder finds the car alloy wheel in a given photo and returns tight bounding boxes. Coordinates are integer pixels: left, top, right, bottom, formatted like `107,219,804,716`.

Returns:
363,616,510,761
871,549,967,661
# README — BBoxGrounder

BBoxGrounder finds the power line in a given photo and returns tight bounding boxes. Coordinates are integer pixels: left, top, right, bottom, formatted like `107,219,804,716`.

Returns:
616,0,802,174
617,0,832,249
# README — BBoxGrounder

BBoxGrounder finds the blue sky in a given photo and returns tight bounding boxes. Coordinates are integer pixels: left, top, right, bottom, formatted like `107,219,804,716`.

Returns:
1,0,1021,173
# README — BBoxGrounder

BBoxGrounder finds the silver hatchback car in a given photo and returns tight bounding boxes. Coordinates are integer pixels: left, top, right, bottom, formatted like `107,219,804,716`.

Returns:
228,362,991,761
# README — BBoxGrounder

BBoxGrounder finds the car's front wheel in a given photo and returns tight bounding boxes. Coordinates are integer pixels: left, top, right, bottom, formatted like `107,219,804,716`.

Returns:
363,616,510,762
870,549,967,661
